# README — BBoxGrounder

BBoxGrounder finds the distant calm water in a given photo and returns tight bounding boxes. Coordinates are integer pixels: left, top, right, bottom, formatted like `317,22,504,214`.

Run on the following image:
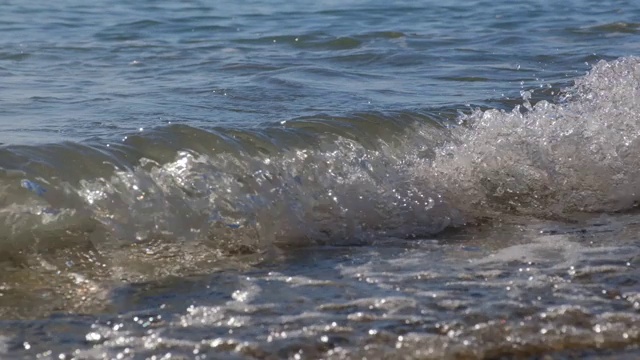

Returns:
1,0,640,359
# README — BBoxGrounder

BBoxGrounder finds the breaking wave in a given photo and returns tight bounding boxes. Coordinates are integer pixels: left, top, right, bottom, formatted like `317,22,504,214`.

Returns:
1,56,640,271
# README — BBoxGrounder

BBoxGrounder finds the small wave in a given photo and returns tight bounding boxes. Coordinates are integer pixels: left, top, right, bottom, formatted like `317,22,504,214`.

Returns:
1,57,639,278
572,22,640,35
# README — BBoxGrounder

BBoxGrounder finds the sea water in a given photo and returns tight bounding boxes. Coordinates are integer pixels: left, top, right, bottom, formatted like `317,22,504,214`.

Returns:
0,0,639,358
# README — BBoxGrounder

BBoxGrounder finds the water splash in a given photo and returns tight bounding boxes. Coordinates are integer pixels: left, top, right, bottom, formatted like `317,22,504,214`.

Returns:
428,56,640,218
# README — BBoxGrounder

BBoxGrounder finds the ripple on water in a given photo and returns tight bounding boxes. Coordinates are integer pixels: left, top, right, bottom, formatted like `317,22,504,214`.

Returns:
2,215,639,359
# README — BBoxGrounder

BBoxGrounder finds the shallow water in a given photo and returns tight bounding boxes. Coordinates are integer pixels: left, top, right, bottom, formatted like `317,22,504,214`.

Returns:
2,214,639,359
1,0,640,359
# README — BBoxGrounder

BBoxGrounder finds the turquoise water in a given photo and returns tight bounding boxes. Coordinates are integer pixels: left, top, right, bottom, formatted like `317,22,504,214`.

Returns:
1,0,640,358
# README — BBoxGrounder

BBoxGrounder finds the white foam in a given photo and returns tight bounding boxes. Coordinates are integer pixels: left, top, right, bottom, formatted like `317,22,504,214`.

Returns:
428,56,640,218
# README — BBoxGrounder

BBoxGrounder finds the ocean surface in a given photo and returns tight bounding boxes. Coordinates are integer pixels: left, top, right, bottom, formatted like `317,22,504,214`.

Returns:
1,0,640,358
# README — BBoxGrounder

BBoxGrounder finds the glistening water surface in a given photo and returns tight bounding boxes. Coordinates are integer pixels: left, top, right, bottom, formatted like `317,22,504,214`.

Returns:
0,0,639,359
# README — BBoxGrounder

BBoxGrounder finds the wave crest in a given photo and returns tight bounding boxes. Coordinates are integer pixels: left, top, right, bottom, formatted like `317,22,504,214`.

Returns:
429,56,640,217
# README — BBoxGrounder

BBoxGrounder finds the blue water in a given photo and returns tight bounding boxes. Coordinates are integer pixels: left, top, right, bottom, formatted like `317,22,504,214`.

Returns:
1,1,640,359
1,0,637,144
